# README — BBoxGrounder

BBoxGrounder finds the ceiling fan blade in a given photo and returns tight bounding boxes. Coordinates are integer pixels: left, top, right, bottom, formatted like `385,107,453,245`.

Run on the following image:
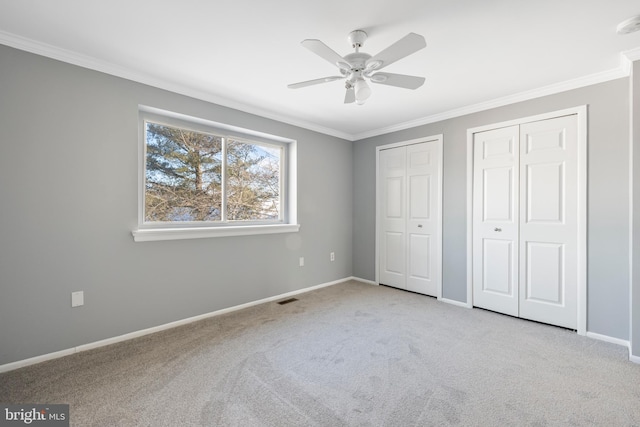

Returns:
370,72,425,90
344,87,355,104
366,33,426,70
287,76,344,89
301,39,346,69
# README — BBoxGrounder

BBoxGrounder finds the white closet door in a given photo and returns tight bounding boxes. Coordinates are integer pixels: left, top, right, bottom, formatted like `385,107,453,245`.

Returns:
472,115,579,329
472,126,520,316
379,140,442,297
406,142,441,296
379,146,407,289
519,115,578,329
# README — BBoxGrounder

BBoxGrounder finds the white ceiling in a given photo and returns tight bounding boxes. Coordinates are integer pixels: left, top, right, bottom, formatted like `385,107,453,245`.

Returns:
1,0,640,140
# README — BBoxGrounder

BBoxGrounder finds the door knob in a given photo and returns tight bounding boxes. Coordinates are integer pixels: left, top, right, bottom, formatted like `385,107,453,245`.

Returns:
418,224,423,228
494,227,502,232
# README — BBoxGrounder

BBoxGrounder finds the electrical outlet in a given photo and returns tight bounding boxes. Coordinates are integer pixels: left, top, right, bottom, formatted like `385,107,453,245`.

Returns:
299,257,304,267
71,291,84,307
330,252,335,262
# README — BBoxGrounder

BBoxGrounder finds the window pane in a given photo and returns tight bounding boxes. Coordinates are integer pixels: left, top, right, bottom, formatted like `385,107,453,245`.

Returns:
227,139,281,221
145,122,222,222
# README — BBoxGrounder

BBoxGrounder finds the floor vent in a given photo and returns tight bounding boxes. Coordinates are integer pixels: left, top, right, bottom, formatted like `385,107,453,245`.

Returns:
277,298,298,305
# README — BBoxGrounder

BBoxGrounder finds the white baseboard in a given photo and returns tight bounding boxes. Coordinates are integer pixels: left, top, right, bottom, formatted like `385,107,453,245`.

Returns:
585,331,630,348
6,279,635,373
350,276,377,286
0,348,77,375
0,277,352,374
440,297,471,308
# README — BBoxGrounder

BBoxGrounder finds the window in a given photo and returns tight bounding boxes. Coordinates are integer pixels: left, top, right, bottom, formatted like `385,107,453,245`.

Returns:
133,107,298,242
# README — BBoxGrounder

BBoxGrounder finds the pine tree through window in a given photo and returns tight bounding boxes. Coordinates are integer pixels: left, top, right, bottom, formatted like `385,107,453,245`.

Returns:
144,121,282,224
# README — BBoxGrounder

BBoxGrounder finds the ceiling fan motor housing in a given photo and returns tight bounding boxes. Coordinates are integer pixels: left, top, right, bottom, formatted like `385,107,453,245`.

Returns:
344,52,372,73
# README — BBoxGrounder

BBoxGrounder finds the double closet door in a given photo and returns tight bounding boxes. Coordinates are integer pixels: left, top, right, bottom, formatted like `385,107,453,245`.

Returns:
472,115,579,329
378,138,442,297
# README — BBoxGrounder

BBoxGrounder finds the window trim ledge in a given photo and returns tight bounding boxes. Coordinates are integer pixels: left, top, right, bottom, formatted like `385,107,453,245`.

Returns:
132,223,300,242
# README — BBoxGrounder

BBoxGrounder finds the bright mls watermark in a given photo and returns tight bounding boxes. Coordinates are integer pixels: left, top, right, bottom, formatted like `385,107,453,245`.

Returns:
1,405,69,426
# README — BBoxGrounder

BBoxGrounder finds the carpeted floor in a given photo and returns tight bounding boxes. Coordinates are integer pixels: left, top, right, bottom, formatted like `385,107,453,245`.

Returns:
1,280,639,426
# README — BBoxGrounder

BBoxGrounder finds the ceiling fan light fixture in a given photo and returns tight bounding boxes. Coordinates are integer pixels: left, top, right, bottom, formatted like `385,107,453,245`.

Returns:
354,78,371,103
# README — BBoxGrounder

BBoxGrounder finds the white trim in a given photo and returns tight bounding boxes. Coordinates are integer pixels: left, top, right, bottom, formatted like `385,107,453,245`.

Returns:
0,30,352,141
0,277,352,374
466,128,474,309
437,137,444,299
375,135,444,299
466,106,588,335
0,348,77,374
623,47,640,63
585,332,630,348
466,106,586,135
375,148,380,284
630,58,636,364
0,30,633,142
132,223,300,242
353,64,627,141
441,298,470,309
576,106,588,337
139,105,297,145
350,277,378,286
630,353,640,364
621,53,633,77
134,107,298,241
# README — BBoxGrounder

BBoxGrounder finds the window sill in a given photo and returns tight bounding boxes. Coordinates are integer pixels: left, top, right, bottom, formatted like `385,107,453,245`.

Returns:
132,223,300,242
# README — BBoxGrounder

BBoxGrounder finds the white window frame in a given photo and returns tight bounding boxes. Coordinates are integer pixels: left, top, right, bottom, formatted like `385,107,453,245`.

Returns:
132,106,299,242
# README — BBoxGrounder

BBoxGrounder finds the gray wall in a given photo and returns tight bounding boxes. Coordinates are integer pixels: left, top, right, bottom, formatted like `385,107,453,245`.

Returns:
0,45,353,366
0,42,634,366
353,78,631,340
632,59,640,358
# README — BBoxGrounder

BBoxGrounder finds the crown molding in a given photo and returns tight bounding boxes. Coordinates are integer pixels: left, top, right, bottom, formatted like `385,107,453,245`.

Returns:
0,30,353,141
623,47,640,62
352,56,631,140
1,30,637,143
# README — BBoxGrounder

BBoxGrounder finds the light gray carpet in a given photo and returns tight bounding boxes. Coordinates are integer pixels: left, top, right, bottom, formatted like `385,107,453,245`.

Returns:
1,281,639,426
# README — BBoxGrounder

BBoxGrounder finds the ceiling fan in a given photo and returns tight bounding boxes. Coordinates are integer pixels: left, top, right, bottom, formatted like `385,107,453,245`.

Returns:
288,30,427,105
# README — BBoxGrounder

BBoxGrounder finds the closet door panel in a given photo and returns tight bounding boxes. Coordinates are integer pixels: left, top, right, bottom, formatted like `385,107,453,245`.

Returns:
378,139,442,297
406,142,440,296
519,115,578,329
379,147,407,289
472,126,520,316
